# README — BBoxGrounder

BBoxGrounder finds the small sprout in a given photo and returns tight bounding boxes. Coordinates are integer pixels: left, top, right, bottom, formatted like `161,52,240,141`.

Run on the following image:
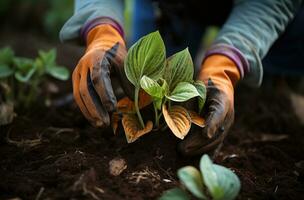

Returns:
0,47,70,120
160,155,241,200
162,105,191,139
122,114,153,143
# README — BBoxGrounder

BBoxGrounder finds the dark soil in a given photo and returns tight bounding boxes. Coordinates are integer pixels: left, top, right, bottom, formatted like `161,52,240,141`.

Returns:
0,31,304,200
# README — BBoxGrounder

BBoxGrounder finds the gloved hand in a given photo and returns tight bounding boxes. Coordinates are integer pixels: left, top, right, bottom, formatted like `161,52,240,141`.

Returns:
178,55,241,156
73,24,133,127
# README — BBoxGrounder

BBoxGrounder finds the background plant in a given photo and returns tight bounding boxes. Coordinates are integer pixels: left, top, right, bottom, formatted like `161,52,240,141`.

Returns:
0,46,69,124
160,154,241,200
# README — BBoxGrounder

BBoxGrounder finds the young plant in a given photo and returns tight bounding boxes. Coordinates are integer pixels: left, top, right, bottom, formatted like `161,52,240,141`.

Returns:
140,48,206,139
160,154,241,200
0,47,69,125
121,31,206,142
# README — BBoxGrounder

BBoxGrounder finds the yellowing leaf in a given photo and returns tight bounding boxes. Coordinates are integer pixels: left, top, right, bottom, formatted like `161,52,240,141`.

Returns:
117,90,152,113
188,111,205,128
122,114,153,143
162,105,191,139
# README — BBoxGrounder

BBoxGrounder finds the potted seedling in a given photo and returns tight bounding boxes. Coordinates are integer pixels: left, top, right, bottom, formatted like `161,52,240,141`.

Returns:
160,154,241,200
113,31,206,142
0,47,69,125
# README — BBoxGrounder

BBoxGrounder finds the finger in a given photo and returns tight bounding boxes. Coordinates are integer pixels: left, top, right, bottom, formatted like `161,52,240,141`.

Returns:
110,42,135,99
72,68,94,123
178,126,226,156
79,67,110,127
202,92,228,138
91,54,117,112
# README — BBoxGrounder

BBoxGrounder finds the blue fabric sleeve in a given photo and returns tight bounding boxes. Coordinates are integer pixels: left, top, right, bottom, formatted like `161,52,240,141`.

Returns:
59,0,124,42
214,0,303,87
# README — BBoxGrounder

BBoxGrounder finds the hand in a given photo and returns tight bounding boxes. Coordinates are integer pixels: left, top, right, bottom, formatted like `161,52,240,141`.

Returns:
72,24,133,127
178,55,240,156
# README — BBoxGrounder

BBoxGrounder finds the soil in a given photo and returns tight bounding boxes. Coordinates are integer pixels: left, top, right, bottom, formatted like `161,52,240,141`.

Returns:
0,31,304,200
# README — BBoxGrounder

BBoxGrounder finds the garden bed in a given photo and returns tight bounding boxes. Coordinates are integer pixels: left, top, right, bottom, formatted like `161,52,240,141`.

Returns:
0,31,304,200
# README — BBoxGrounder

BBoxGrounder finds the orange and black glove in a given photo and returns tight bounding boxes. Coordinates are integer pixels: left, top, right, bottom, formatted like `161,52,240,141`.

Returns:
179,51,246,156
73,24,133,127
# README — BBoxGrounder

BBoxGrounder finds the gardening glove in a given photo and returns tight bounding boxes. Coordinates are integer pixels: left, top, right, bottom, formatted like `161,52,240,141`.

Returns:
73,24,133,127
178,55,241,156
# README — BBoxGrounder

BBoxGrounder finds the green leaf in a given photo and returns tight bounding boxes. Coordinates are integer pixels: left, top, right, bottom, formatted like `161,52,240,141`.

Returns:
164,48,194,90
178,166,207,199
38,48,56,67
46,65,70,80
13,57,34,70
0,47,14,65
161,78,169,95
13,57,36,82
194,81,207,113
0,64,14,78
166,82,200,102
125,31,166,87
15,67,36,82
212,165,241,200
159,188,190,200
200,155,241,200
140,75,164,99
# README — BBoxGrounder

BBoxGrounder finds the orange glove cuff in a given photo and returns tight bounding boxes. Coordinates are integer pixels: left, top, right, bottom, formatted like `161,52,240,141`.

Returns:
198,55,241,103
86,24,125,52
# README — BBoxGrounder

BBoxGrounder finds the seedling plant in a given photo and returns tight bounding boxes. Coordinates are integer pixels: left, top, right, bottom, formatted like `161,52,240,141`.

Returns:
0,47,69,125
160,154,241,200
116,31,207,142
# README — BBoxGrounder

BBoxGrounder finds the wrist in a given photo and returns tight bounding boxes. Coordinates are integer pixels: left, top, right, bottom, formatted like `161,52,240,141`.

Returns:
81,17,124,43
204,44,249,79
199,54,241,94
85,24,126,52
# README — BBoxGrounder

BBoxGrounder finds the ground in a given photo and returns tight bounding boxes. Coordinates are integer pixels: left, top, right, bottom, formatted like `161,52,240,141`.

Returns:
0,31,304,200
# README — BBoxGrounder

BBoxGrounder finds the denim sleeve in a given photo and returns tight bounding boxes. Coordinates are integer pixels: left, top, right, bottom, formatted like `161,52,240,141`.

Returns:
59,0,124,42
214,0,303,87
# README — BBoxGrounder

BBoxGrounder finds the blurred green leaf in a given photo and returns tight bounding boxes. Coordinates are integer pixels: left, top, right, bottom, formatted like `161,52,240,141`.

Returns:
39,49,56,67
0,47,14,65
159,188,190,200
44,0,73,37
13,57,34,70
0,64,14,78
46,65,69,81
13,57,36,82
200,155,241,200
15,67,36,83
178,166,207,199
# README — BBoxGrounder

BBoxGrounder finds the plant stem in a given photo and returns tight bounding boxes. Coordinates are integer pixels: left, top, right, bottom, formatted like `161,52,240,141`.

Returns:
134,87,145,128
153,102,159,128
168,100,172,110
